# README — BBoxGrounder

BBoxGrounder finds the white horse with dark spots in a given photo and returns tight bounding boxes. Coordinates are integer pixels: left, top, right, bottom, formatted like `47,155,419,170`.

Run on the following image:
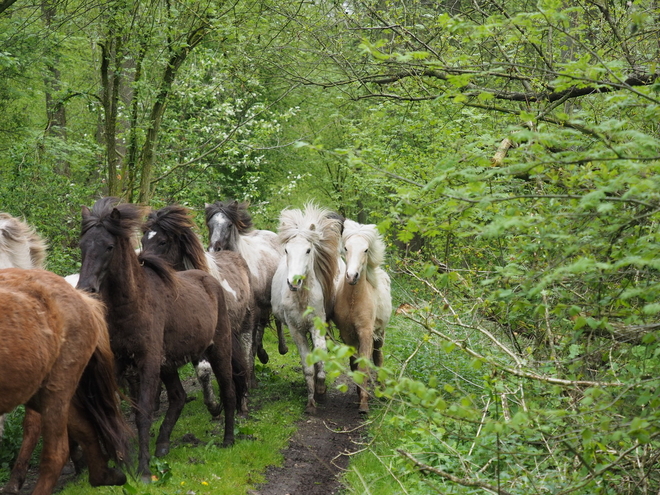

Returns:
271,204,342,414
332,219,391,414
205,200,288,364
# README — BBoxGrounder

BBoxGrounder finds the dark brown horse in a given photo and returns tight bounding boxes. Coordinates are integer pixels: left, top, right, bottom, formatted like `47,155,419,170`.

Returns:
0,268,131,495
141,204,256,406
205,200,288,364
77,197,245,481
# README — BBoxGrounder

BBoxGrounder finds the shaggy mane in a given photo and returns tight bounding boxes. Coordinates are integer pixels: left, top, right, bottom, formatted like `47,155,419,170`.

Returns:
143,205,209,273
279,203,342,310
82,197,145,243
205,200,254,235
0,213,47,269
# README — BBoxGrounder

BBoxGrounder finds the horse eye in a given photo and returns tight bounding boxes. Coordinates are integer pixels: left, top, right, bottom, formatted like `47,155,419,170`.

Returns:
306,248,311,254
344,246,347,251
284,249,288,255
364,248,368,253
106,245,114,252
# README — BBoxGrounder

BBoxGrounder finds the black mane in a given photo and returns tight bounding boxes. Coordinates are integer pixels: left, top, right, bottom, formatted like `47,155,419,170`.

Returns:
205,200,253,235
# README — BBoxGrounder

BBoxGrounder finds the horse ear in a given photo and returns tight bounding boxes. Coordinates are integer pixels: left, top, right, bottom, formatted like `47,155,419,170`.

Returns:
81,205,90,218
110,208,121,220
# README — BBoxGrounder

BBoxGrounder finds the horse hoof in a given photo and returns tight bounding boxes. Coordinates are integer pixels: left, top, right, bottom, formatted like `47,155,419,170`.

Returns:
305,404,317,415
208,403,223,417
90,467,126,487
257,347,269,364
359,406,369,415
2,484,19,495
278,343,289,355
221,437,235,448
155,443,170,457
140,473,153,484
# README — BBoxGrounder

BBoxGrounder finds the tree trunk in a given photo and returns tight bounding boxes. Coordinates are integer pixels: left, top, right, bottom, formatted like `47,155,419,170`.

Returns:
137,25,209,203
41,0,69,175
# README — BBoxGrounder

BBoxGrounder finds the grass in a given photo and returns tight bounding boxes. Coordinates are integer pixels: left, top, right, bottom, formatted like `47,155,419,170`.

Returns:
339,308,489,495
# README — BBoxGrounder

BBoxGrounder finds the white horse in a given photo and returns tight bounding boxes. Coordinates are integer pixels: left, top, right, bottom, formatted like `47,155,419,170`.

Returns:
271,204,342,414
205,200,288,362
0,213,48,440
332,219,391,413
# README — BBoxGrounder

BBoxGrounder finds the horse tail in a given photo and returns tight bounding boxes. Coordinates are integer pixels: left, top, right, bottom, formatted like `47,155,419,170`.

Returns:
74,295,133,469
231,330,249,409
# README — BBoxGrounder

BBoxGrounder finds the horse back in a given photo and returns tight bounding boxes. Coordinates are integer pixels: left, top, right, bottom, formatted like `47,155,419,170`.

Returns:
161,270,228,365
0,269,103,413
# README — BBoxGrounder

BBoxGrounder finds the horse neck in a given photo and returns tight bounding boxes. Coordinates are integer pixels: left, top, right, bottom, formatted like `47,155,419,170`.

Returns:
364,264,381,289
102,239,144,308
312,253,338,318
234,234,262,274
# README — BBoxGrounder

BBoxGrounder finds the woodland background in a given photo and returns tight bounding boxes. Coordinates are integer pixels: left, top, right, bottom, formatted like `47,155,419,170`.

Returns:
1,0,660,493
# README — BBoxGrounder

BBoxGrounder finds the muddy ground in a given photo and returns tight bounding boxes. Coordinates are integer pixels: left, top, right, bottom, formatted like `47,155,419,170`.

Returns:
251,375,366,495
7,373,367,495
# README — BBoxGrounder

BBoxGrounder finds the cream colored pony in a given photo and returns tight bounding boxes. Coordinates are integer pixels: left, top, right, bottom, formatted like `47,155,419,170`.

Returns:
332,219,391,413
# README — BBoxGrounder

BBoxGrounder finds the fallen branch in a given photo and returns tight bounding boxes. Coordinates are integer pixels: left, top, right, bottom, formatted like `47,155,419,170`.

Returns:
397,449,515,495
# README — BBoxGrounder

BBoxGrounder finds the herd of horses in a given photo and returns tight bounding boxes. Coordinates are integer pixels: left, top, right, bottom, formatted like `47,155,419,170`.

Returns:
0,198,392,495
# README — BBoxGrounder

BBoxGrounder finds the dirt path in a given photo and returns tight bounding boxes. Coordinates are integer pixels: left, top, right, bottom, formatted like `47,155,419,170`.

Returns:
251,376,366,495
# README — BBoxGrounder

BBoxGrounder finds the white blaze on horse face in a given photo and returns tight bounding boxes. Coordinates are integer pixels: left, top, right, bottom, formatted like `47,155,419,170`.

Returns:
285,236,312,291
147,231,157,240
208,213,229,251
344,235,369,285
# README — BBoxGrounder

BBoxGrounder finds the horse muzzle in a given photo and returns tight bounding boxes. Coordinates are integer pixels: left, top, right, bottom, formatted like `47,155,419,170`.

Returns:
346,272,360,285
287,280,302,291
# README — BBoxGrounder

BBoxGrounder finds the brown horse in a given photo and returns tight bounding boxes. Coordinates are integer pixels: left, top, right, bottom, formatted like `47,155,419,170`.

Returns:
141,204,256,407
0,212,48,442
77,197,245,481
205,200,288,363
332,219,392,413
0,268,131,495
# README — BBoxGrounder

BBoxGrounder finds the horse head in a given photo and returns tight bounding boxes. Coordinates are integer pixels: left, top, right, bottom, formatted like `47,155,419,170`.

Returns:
341,219,386,287
282,233,314,291
343,231,370,285
205,200,253,252
141,205,204,271
78,198,144,294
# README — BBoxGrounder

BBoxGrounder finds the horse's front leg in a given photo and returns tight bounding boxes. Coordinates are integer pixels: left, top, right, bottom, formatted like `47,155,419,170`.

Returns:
155,367,186,458
275,317,289,355
206,340,236,447
289,327,318,414
193,359,218,414
356,326,375,414
3,408,41,494
32,400,70,495
310,325,328,402
134,363,161,482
